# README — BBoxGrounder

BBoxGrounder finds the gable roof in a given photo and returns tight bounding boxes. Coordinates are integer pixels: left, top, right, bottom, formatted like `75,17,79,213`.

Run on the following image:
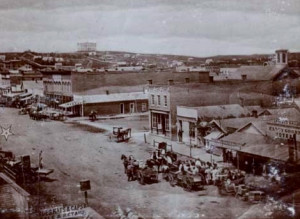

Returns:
212,116,274,133
220,132,269,146
236,121,268,136
234,65,286,81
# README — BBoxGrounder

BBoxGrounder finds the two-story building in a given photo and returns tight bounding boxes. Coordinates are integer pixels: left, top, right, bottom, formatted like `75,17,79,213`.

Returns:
41,70,73,108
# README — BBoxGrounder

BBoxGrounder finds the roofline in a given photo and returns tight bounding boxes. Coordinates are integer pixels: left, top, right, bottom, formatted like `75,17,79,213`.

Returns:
235,122,266,136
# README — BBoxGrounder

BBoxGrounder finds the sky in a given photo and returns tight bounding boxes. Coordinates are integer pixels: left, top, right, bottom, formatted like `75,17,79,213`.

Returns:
0,0,299,57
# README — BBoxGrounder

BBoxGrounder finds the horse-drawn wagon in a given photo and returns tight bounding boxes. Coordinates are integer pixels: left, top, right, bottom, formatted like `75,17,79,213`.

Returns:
136,166,159,185
121,155,159,185
163,163,204,191
49,112,65,121
112,127,132,142
29,110,49,121
166,170,204,191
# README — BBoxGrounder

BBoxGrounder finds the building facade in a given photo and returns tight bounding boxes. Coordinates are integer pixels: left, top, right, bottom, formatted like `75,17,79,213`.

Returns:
41,70,73,108
60,92,148,116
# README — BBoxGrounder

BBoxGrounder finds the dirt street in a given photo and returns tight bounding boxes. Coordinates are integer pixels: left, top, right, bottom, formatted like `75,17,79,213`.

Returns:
0,108,251,218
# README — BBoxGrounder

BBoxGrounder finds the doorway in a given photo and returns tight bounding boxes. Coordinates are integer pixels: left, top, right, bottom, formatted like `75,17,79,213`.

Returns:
129,103,135,113
120,103,124,114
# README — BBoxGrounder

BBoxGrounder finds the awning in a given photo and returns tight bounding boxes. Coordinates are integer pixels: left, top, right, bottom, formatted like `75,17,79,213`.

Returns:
20,96,32,101
204,131,224,140
59,101,82,108
3,92,24,98
240,144,300,163
19,92,32,98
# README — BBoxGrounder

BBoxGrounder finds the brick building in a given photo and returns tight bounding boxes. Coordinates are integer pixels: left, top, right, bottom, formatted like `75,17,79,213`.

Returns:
71,70,210,93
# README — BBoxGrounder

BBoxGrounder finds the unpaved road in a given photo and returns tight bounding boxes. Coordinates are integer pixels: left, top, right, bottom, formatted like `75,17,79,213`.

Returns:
0,108,251,218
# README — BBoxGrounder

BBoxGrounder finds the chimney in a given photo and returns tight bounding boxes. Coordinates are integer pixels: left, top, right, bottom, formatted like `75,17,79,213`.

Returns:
185,78,190,83
242,74,247,81
106,90,109,95
252,110,258,118
147,80,152,85
168,80,174,85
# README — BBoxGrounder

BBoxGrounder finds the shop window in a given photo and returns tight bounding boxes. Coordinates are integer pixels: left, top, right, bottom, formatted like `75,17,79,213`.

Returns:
152,114,157,128
157,95,161,105
189,122,195,138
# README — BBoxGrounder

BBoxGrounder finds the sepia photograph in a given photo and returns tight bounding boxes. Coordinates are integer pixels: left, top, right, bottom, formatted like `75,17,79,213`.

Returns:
0,0,300,218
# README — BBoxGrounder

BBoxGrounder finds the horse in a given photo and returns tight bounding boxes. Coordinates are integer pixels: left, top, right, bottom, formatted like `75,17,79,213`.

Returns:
126,164,136,181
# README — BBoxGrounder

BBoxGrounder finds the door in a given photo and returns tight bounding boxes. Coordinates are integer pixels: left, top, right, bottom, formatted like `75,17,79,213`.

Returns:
130,103,135,113
120,103,124,114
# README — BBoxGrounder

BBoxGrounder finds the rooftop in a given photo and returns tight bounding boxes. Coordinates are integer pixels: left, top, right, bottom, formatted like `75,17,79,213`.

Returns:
221,132,270,146
241,143,300,163
234,65,286,81
73,92,148,104
191,104,250,120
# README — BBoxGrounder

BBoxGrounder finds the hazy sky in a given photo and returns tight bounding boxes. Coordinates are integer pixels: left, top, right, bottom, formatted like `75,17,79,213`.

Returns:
0,0,299,56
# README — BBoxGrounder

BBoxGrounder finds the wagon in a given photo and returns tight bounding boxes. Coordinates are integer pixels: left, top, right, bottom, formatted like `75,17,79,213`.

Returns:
166,171,204,191
50,112,65,121
112,127,132,142
136,166,159,185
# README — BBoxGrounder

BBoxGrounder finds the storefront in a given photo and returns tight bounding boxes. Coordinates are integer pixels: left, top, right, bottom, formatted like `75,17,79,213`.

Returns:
150,111,170,137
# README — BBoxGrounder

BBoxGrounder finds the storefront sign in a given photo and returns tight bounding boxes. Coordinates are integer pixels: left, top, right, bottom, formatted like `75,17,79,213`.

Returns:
40,204,87,219
268,124,300,140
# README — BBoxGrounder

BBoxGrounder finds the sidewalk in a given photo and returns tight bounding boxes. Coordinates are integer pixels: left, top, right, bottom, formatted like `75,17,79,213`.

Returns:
147,133,223,163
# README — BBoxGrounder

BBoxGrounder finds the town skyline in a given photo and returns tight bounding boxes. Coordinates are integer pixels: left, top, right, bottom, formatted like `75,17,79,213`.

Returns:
1,0,299,56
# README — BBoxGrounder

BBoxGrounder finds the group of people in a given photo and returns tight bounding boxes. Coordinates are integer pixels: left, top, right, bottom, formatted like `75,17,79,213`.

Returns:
121,150,245,187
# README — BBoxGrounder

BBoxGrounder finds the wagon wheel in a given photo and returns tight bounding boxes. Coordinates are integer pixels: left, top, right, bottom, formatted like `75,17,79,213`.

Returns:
169,174,176,187
138,173,145,185
218,183,225,195
184,180,193,192
162,172,168,181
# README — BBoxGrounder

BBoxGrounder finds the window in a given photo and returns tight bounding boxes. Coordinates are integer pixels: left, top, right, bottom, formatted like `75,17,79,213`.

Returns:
282,53,286,63
142,103,147,112
151,95,155,105
165,116,170,131
157,95,161,105
164,96,167,107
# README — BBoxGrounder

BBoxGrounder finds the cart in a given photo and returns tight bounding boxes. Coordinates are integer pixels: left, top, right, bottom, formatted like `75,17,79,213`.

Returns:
112,127,132,142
